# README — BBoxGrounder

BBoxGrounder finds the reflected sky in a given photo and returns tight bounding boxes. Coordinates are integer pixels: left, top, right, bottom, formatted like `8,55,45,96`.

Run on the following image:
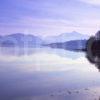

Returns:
0,47,96,72
0,47,100,100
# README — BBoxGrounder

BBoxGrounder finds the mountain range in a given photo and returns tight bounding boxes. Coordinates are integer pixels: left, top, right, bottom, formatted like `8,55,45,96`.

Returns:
43,31,89,43
0,31,89,49
0,33,43,47
44,40,87,51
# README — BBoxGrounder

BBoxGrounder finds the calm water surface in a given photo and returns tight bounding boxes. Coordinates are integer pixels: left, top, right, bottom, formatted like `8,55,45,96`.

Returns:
0,47,100,100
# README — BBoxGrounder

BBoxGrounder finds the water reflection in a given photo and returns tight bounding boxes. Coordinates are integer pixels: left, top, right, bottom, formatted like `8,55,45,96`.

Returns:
0,46,100,100
42,31,100,71
0,47,88,72
0,47,83,59
86,31,100,71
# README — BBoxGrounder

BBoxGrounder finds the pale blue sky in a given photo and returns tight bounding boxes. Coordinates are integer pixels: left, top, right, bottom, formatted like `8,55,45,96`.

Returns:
0,0,100,36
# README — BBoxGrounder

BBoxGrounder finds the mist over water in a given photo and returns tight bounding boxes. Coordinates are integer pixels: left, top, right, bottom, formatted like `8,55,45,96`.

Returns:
0,47,100,100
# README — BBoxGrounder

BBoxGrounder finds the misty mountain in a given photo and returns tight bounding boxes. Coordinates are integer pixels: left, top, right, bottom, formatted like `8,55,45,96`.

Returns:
0,33,43,47
44,31,89,43
0,32,89,49
44,40,87,51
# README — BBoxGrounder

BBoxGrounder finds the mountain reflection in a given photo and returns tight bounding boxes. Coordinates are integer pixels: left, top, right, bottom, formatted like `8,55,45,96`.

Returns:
1,33,100,71
0,47,34,56
43,31,100,71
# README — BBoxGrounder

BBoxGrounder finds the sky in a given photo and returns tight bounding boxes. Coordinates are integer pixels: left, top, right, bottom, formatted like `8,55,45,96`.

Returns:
0,0,100,37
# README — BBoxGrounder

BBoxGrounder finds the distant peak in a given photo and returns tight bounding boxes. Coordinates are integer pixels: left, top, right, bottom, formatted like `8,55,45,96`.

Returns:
7,33,24,36
13,33,24,35
71,31,79,34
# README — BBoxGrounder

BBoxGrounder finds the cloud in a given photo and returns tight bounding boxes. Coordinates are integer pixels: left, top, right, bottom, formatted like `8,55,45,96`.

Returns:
0,16,99,36
79,0,100,5
0,0,100,36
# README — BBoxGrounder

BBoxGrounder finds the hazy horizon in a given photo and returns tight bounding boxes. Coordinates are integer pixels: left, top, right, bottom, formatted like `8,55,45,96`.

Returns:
0,31,91,37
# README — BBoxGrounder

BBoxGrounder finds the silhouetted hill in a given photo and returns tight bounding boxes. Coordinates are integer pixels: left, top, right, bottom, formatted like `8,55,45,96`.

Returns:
45,40,87,51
